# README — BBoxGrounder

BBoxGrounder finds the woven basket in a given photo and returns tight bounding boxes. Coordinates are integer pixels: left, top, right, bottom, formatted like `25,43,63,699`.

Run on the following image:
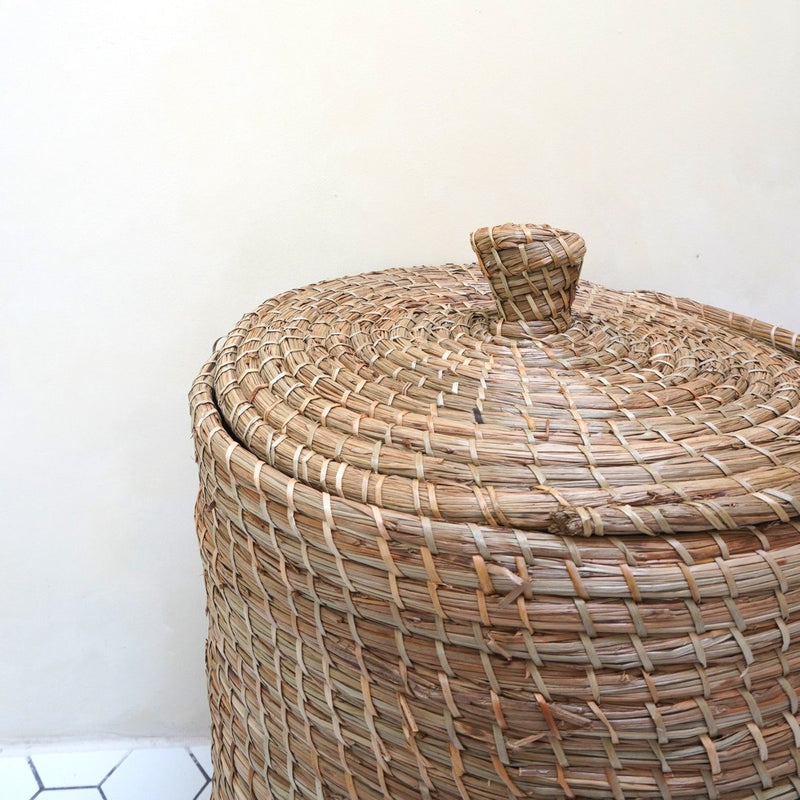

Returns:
190,223,800,800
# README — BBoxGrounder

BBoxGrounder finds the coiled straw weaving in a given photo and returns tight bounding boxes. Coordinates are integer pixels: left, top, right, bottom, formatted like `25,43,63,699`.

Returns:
190,223,800,799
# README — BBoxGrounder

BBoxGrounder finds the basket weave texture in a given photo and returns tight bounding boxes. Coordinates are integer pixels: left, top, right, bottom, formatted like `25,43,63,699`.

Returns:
190,224,800,800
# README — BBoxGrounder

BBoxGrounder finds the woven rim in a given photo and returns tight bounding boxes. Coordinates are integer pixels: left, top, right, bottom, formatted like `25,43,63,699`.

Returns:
191,225,800,799
204,262,800,537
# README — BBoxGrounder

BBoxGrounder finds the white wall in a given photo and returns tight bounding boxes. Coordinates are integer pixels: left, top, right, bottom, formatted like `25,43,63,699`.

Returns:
2,0,798,743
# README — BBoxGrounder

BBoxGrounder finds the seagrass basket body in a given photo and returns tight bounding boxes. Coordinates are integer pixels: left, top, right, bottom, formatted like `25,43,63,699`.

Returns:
190,224,800,800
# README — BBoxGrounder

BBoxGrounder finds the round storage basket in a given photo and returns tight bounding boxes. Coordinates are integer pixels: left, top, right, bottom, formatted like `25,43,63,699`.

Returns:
190,223,800,800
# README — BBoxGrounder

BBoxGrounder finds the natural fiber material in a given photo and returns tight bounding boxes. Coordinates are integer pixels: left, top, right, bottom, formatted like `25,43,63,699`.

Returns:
471,223,585,333
190,223,800,799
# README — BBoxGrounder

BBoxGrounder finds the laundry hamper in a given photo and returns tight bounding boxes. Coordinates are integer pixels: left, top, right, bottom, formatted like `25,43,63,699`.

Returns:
190,223,800,800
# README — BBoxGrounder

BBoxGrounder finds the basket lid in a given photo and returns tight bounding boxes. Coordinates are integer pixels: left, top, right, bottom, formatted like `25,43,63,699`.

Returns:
207,223,800,536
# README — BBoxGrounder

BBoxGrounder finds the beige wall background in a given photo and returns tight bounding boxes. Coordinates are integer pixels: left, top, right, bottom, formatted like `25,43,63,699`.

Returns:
2,0,798,743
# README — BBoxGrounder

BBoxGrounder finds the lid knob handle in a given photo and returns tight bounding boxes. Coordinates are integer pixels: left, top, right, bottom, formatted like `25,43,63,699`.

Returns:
470,223,587,334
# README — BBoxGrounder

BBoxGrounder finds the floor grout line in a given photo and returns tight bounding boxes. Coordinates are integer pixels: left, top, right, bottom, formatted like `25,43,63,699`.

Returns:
186,748,211,782
27,756,44,798
97,751,131,787
191,777,211,800
3,745,213,799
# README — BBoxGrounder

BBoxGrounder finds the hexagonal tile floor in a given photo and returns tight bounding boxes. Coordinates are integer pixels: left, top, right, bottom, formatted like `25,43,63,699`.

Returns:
0,745,211,800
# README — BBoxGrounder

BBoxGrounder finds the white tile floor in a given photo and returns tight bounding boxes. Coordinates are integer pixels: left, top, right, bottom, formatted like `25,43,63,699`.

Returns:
0,744,212,800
